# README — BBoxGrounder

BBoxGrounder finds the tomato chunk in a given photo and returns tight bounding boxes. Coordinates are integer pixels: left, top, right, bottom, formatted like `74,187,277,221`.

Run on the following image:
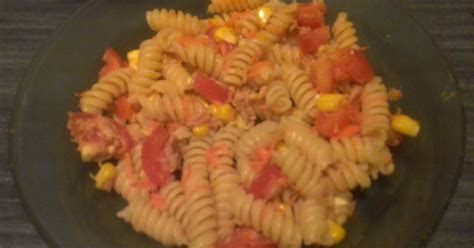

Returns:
297,3,327,28
193,73,230,104
310,57,334,93
114,96,134,122
217,41,236,56
332,49,374,84
298,26,330,54
248,165,288,200
315,103,361,138
141,127,172,188
216,228,278,248
98,48,127,78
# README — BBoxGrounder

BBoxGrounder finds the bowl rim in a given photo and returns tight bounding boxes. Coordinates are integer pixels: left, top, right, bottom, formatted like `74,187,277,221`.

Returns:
8,0,465,247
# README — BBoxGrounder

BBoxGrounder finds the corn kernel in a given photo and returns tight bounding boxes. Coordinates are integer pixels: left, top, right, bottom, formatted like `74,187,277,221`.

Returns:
192,125,209,137
214,104,235,123
234,114,250,129
316,94,345,112
214,27,237,44
257,6,273,26
391,114,420,137
275,141,287,153
94,163,117,191
328,221,346,244
209,104,219,116
80,145,96,162
127,49,139,70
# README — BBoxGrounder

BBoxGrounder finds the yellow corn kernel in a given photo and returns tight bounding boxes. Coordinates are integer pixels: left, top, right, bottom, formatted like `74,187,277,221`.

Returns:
94,163,117,191
234,114,250,129
80,145,96,162
316,94,345,112
209,103,220,116
257,6,273,26
127,49,139,70
214,104,235,123
275,141,287,153
328,221,346,244
391,114,420,137
214,27,237,44
192,125,209,137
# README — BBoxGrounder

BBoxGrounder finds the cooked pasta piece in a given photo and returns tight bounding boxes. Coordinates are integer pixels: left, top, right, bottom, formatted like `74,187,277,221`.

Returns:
118,197,188,246
172,43,224,78
129,37,163,95
208,0,267,14
273,146,324,198
80,67,132,114
139,94,210,126
159,181,189,224
282,118,335,169
220,39,265,86
281,65,318,122
328,192,356,225
257,2,297,43
265,81,292,114
324,162,371,192
153,60,193,97
235,120,280,159
232,189,303,248
267,43,301,65
146,9,207,35
331,12,359,49
295,199,331,246
114,147,150,202
361,76,391,140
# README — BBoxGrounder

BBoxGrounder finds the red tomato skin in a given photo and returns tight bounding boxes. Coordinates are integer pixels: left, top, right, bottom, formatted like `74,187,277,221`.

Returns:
314,104,361,138
217,41,236,56
141,127,171,188
332,49,374,84
248,165,288,200
193,73,230,104
114,96,134,122
216,228,278,248
310,57,334,93
298,26,330,54
98,48,127,78
297,3,326,28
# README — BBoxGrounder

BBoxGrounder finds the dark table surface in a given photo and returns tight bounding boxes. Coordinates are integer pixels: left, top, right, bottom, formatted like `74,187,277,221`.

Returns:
0,0,473,247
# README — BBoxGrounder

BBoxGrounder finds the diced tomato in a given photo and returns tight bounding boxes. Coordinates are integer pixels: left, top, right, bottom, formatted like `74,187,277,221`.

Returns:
298,26,330,54
249,147,272,175
114,96,134,122
334,124,361,139
67,112,133,161
217,41,236,56
248,165,288,200
178,35,211,48
193,73,230,104
297,3,327,29
141,127,172,188
310,57,334,93
98,48,127,78
216,228,278,248
332,49,374,84
314,103,361,138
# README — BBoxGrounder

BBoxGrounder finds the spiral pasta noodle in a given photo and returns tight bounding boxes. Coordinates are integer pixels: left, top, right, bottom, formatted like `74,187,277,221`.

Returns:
220,39,264,86
331,12,359,49
323,162,372,192
80,68,132,114
282,119,335,169
273,146,325,198
146,9,207,35
257,3,297,43
118,197,188,246
295,199,332,246
153,60,193,97
360,76,391,139
139,94,209,126
208,0,267,14
114,146,150,202
265,81,292,114
281,65,318,122
172,43,224,79
232,189,303,247
159,181,189,224
267,43,301,65
129,37,163,95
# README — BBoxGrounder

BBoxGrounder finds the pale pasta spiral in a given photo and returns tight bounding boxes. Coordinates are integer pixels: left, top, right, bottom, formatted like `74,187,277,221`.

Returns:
80,67,132,114
281,65,318,121
129,37,163,95
159,181,189,224
172,43,224,78
325,162,372,192
267,43,301,65
146,9,207,35
232,189,303,248
153,60,193,97
361,76,391,139
117,197,188,246
331,12,359,49
257,3,297,43
265,81,292,114
295,199,331,246
208,0,267,14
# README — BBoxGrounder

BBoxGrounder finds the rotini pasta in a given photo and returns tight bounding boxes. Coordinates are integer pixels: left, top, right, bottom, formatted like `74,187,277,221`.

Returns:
281,64,318,121
80,68,132,114
146,9,207,35
67,1,420,247
208,0,267,14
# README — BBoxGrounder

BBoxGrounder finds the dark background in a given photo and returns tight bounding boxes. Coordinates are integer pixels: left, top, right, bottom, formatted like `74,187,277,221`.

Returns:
0,0,473,247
